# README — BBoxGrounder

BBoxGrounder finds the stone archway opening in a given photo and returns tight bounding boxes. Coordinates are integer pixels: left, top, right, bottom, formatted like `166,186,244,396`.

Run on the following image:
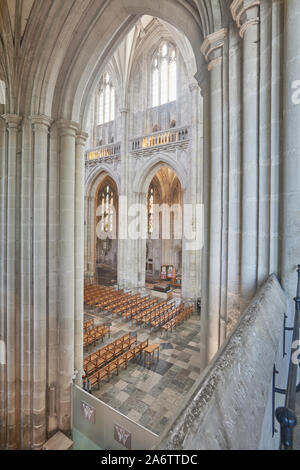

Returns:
146,166,183,293
85,171,119,285
94,175,119,285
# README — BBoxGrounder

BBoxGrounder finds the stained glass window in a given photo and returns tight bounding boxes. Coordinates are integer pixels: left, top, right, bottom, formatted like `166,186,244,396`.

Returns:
148,186,154,234
99,184,115,234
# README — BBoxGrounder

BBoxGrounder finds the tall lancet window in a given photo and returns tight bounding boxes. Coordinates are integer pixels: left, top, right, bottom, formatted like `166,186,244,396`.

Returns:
148,186,155,234
98,72,115,125
152,42,177,107
99,184,115,235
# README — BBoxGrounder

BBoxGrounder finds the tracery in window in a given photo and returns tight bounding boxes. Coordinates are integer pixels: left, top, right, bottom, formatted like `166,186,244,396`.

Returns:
152,42,177,107
98,72,115,125
99,183,116,235
148,186,154,234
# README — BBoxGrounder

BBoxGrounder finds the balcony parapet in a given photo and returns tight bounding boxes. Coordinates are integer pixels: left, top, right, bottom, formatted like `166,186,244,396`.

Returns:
130,125,190,156
85,142,121,162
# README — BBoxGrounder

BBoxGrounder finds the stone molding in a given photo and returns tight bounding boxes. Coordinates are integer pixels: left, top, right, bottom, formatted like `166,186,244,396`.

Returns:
30,115,52,133
200,29,227,71
3,113,22,129
55,119,79,138
230,0,261,38
76,130,88,146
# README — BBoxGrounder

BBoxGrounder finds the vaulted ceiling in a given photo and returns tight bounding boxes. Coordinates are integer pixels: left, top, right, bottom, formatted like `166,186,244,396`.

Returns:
0,0,233,121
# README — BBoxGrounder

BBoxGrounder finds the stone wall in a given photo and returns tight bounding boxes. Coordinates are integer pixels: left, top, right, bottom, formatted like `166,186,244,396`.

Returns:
158,275,289,450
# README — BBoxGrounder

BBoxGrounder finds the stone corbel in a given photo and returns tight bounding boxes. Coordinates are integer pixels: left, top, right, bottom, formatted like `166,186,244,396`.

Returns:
230,0,261,38
200,29,227,72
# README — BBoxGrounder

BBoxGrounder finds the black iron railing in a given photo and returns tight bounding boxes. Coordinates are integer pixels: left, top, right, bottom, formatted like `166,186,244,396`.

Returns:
275,265,300,450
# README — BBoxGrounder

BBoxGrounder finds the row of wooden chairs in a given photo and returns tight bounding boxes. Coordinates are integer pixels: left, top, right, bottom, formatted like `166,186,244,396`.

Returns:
110,295,147,316
84,332,134,368
84,334,138,376
83,324,110,350
132,301,176,326
144,303,183,329
129,300,167,324
100,293,137,311
120,298,159,322
161,306,194,336
87,339,149,390
83,319,94,332
150,304,184,329
84,285,116,304
84,285,124,306
92,291,126,309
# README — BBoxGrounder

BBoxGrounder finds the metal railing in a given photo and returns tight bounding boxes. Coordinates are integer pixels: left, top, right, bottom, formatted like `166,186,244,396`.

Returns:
276,265,300,450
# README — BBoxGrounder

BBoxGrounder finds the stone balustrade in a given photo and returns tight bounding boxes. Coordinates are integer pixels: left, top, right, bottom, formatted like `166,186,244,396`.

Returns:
86,142,121,161
130,125,190,153
85,126,190,163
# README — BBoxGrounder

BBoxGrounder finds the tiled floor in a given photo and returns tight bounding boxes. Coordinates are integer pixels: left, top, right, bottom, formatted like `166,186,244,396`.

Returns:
84,301,201,436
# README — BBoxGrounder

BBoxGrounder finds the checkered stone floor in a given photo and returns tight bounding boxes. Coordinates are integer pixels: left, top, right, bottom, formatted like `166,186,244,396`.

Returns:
84,306,201,436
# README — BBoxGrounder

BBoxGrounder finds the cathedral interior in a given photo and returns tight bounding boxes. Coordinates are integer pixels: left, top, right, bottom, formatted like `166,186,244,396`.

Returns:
0,0,300,451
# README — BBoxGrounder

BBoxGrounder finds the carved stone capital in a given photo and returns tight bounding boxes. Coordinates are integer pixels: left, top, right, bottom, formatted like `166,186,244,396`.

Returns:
230,0,260,38
200,29,227,71
3,114,22,129
55,119,79,138
76,130,88,146
30,115,52,133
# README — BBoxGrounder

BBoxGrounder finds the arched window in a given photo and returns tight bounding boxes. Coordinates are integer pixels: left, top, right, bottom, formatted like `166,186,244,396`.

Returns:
98,183,116,236
98,73,115,125
148,186,155,234
152,42,177,107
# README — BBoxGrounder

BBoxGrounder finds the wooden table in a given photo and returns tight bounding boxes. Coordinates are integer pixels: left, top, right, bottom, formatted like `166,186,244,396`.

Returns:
144,343,160,368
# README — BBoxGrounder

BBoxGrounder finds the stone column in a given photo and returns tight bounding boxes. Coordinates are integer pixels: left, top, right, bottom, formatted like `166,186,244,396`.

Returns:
181,83,203,304
56,120,77,434
226,24,242,333
0,116,7,449
231,0,261,310
269,0,283,276
4,114,21,449
135,190,148,293
47,123,59,438
118,108,129,289
85,194,96,281
281,0,300,299
19,117,33,449
74,130,88,386
199,29,227,368
257,0,272,286
30,116,51,449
